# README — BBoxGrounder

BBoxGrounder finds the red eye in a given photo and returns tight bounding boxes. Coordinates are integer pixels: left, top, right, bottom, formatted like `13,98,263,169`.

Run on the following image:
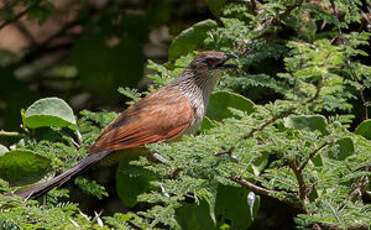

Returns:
207,59,214,65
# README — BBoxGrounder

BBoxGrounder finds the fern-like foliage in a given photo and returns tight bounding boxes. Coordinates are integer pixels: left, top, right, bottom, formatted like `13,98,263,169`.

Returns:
0,0,370,229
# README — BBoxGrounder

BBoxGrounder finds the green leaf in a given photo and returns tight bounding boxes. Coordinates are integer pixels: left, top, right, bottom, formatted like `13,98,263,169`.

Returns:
354,119,371,140
24,97,76,129
206,91,255,121
0,150,50,186
199,116,217,132
215,184,260,229
284,115,329,135
250,152,270,176
116,156,156,207
169,19,218,61
311,153,324,167
205,0,226,17
0,144,9,155
326,137,354,161
175,199,216,230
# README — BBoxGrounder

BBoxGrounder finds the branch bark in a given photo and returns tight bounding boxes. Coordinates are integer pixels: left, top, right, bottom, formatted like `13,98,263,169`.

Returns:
230,176,306,212
288,141,331,204
0,0,41,30
280,0,305,18
299,141,331,171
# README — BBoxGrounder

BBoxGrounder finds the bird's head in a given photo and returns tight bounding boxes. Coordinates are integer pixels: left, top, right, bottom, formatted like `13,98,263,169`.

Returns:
169,51,239,97
188,51,238,77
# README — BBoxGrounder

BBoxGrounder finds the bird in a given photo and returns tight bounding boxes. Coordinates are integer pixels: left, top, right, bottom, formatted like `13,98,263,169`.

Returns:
14,51,238,199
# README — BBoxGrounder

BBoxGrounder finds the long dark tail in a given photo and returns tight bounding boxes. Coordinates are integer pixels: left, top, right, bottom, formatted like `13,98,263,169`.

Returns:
14,150,111,199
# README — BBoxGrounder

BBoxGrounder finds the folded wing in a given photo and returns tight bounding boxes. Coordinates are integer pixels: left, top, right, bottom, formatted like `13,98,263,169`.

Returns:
88,88,194,153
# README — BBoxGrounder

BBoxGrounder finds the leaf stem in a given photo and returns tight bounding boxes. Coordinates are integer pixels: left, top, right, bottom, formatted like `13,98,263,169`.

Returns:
0,130,25,137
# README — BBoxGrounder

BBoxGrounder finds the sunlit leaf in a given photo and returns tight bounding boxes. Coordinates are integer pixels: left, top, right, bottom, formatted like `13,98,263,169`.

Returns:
199,116,217,132
205,0,226,17
169,19,217,60
284,115,329,135
24,97,76,129
206,91,255,121
250,152,270,176
326,137,354,161
354,119,371,140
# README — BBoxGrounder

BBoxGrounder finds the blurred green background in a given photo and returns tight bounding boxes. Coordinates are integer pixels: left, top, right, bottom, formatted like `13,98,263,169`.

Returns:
0,0,213,131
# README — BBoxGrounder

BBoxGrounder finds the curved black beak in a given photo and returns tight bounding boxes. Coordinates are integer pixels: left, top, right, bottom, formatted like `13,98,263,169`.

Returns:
217,53,239,69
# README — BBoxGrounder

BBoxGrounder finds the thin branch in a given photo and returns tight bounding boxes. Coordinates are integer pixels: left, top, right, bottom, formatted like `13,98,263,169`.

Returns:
218,72,324,209
217,78,321,157
329,2,370,208
330,1,368,120
230,176,306,212
0,130,25,137
255,0,305,33
288,159,309,203
246,107,295,140
14,21,37,46
13,20,80,68
341,166,370,207
299,141,331,171
287,140,331,204
250,0,257,15
231,176,272,196
345,60,369,120
0,0,41,30
280,0,305,19
329,0,337,15
245,77,320,141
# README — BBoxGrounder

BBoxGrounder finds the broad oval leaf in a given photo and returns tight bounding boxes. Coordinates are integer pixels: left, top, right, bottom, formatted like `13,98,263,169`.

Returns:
354,119,371,140
0,150,50,186
24,97,76,129
215,184,260,229
249,152,270,176
206,91,255,121
169,19,218,61
326,137,354,161
284,115,329,135
199,116,216,132
175,199,216,230
116,156,156,207
200,91,255,131
205,0,226,17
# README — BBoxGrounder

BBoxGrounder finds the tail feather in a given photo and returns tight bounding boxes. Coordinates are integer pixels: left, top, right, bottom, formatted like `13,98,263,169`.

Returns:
14,150,111,199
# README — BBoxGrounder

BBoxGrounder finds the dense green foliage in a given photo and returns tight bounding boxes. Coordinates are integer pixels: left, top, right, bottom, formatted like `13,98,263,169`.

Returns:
0,0,370,229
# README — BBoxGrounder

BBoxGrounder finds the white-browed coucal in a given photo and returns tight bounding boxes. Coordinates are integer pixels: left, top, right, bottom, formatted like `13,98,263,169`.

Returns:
15,51,238,199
